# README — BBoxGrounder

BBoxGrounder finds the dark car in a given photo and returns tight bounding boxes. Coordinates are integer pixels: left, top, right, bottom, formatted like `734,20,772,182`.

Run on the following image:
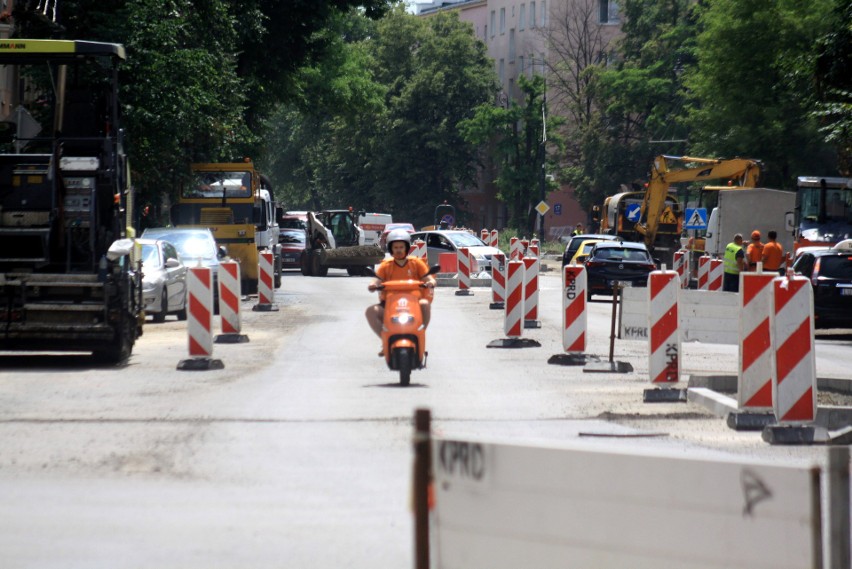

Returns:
562,233,619,266
792,246,852,328
584,241,657,299
279,228,306,269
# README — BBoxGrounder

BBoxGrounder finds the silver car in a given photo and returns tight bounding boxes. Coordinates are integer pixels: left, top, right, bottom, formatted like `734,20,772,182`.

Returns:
411,230,505,273
138,239,187,322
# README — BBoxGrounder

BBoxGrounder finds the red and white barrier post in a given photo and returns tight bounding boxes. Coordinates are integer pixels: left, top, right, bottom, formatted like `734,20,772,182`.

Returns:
673,250,689,289
504,259,524,337
177,266,224,370
489,229,499,248
412,239,427,261
509,237,520,260
480,229,489,242
644,269,684,402
697,254,711,290
762,274,819,443
729,268,776,429
530,238,540,256
562,265,587,353
523,255,541,328
528,244,540,258
253,251,279,312
489,252,506,309
216,261,249,344
455,246,473,296
520,238,530,258
708,258,723,292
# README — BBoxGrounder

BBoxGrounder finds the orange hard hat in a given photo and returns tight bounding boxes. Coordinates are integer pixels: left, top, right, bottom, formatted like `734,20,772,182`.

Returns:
751,230,761,240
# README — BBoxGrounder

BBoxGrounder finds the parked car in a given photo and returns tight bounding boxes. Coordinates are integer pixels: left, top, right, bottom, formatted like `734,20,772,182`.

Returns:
411,230,504,272
792,245,852,328
279,212,308,230
141,227,226,306
584,241,657,299
279,228,307,269
562,233,619,266
379,222,416,250
138,238,187,322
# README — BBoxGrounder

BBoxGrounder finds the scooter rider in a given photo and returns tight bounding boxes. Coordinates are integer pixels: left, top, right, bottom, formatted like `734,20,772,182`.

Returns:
365,229,436,344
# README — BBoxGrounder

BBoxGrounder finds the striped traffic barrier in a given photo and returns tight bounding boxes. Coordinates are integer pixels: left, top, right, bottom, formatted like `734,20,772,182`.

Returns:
673,250,688,289
520,238,530,258
177,266,224,370
728,268,777,429
562,264,587,352
216,261,249,344
481,229,489,242
523,255,541,328
643,269,684,402
708,258,723,291
530,238,540,256
489,229,499,248
509,237,520,260
253,251,279,312
455,246,473,296
504,259,524,337
529,244,540,258
412,239,427,261
697,255,711,290
489,253,506,309
771,275,816,425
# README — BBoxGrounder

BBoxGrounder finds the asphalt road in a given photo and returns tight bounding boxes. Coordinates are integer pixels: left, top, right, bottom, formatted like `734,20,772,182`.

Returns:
0,267,849,568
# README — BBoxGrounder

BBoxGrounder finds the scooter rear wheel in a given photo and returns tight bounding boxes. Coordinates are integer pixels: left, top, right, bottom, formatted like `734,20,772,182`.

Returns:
397,347,413,386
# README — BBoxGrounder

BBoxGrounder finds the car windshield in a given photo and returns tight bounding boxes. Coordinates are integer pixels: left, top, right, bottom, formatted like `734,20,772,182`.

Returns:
594,247,651,262
140,243,160,269
280,230,305,244
185,171,252,199
448,233,486,247
280,218,306,229
819,256,852,279
146,231,217,260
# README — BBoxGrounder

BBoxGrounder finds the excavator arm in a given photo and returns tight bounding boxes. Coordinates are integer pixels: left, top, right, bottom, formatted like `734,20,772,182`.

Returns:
635,155,762,247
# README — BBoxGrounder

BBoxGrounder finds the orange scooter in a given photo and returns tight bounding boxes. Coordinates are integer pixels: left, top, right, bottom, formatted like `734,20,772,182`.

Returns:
370,265,440,386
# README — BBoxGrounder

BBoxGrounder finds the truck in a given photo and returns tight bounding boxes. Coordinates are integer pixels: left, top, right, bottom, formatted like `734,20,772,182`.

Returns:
357,212,393,245
602,155,763,265
0,40,142,363
790,176,852,251
170,160,282,293
702,188,796,260
300,209,385,276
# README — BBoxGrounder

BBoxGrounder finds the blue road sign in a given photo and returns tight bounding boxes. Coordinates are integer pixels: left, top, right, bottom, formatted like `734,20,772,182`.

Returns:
625,203,642,222
684,208,708,229
554,203,562,216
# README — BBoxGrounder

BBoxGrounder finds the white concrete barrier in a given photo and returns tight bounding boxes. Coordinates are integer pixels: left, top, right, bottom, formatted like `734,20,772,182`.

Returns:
432,437,821,569
621,287,739,344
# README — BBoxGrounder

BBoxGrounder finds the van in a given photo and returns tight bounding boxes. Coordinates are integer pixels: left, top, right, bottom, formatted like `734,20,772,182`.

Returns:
358,212,393,246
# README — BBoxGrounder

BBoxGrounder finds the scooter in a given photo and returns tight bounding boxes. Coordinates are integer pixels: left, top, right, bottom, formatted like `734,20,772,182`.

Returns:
370,265,440,386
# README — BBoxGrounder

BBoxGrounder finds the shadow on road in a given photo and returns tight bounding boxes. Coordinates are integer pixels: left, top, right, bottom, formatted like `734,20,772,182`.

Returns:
364,382,429,389
0,354,129,372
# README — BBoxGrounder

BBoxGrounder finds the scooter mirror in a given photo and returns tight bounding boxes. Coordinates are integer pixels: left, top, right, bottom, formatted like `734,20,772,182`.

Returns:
363,265,378,278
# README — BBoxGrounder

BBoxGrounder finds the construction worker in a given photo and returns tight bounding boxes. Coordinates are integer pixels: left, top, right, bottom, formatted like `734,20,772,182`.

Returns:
571,222,584,236
761,230,785,275
723,233,745,292
746,230,763,270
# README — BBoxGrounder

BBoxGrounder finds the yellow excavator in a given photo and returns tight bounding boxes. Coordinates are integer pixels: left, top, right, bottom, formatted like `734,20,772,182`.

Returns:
600,155,763,263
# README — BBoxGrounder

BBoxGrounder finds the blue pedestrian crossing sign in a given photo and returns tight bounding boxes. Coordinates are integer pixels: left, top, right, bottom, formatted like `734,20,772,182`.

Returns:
625,203,642,222
684,208,708,229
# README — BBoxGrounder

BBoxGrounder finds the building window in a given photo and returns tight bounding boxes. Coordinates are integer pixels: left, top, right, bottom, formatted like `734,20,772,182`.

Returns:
484,25,488,40
509,29,516,63
519,4,526,31
490,10,496,37
529,2,536,28
529,53,535,77
539,52,546,74
499,59,505,85
500,7,506,34
509,77,515,100
541,0,547,27
599,0,620,24
519,55,525,76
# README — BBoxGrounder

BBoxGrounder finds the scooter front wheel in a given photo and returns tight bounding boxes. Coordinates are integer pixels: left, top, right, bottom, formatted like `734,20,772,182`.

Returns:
396,347,413,386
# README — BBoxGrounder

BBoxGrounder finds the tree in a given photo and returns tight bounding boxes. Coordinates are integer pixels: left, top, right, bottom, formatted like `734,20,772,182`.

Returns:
460,75,562,234
814,0,852,174
684,0,837,186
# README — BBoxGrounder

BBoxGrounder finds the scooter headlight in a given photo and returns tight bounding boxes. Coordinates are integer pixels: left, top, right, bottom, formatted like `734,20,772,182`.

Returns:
391,312,413,325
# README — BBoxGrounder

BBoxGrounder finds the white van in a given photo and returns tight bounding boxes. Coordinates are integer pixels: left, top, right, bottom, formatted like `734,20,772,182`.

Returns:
358,212,393,246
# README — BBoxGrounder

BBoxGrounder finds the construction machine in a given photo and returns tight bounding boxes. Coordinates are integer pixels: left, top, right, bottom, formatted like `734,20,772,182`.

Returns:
601,155,763,264
300,209,384,276
790,176,852,251
0,40,142,363
171,159,282,293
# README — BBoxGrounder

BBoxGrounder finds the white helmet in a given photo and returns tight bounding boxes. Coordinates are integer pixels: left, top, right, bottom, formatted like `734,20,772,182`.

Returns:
386,229,412,253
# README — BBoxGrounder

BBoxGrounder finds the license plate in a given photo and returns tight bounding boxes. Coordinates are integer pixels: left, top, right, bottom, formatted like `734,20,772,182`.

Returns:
841,288,852,296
